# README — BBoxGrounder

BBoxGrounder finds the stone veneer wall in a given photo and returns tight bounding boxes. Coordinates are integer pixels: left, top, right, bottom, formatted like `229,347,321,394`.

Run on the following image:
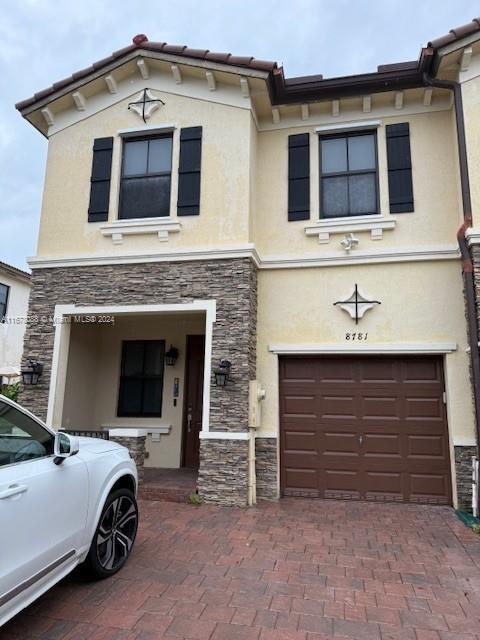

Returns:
454,446,477,512
255,438,278,500
109,434,147,485
198,439,249,507
20,259,257,506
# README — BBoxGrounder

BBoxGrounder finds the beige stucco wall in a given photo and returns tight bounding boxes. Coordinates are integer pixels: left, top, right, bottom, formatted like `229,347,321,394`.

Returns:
256,260,475,448
0,271,30,375
255,109,461,258
61,313,205,467
37,91,254,257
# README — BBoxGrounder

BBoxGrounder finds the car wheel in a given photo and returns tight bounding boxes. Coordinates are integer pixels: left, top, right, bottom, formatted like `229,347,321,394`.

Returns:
83,488,138,579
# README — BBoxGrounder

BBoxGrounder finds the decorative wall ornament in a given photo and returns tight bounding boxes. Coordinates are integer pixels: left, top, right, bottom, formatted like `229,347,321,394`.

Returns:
128,88,165,123
340,233,359,253
334,284,381,324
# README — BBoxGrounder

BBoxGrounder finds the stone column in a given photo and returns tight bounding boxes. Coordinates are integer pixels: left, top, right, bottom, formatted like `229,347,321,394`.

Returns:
197,260,258,507
109,429,147,485
255,437,278,500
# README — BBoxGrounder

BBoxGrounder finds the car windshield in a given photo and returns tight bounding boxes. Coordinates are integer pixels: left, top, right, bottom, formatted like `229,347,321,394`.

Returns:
0,400,54,466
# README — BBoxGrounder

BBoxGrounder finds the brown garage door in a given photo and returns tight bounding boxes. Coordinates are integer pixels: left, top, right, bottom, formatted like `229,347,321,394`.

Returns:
280,355,452,504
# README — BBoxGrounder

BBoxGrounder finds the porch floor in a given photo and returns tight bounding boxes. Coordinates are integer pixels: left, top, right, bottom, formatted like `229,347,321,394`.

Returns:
139,467,198,503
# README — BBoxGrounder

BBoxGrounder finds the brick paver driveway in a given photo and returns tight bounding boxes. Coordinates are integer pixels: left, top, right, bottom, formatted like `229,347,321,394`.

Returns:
2,498,480,640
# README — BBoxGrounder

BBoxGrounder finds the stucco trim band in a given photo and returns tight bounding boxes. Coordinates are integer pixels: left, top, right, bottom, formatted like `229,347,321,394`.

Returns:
27,245,460,271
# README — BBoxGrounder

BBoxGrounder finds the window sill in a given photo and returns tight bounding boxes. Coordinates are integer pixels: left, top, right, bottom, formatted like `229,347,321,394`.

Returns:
304,215,396,244
100,218,181,245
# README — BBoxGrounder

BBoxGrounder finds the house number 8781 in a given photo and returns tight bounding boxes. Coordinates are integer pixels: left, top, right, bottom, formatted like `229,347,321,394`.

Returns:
345,332,368,341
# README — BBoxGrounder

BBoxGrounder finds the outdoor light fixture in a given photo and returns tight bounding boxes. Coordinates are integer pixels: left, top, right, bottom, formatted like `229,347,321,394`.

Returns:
165,345,179,366
214,360,232,387
21,360,44,386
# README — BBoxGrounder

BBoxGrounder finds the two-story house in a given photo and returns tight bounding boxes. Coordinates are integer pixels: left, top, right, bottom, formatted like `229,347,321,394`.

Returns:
15,21,480,509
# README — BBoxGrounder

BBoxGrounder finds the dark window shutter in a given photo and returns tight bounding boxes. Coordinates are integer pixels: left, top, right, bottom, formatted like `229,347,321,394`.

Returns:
386,123,413,213
88,137,113,222
288,133,310,221
177,126,202,216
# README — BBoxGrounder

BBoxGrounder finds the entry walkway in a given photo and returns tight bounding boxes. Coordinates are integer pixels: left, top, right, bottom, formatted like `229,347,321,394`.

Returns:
2,499,480,639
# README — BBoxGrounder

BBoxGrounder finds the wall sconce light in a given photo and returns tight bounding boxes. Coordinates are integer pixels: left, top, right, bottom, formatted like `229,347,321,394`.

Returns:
165,345,179,366
214,360,232,387
21,359,44,386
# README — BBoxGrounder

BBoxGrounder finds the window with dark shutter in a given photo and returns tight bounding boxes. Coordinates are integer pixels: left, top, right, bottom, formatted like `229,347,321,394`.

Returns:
177,126,202,216
117,340,165,417
288,133,310,221
119,134,173,219
88,137,114,222
386,123,414,213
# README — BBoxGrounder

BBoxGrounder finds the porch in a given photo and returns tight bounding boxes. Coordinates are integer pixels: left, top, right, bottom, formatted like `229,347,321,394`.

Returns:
49,304,212,490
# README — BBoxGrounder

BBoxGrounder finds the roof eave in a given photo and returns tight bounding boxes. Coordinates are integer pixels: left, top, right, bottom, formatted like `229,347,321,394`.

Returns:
16,48,272,118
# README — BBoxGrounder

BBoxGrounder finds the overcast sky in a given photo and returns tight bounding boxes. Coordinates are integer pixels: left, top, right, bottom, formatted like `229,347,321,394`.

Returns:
0,0,478,270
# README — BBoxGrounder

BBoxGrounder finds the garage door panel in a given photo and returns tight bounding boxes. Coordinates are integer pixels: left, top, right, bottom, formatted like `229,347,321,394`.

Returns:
402,359,440,383
324,469,361,497
365,471,403,497
323,432,360,456
362,395,401,418
283,468,318,494
405,397,443,420
280,356,451,505
322,395,356,417
282,358,317,382
363,433,402,457
409,474,450,503
282,394,317,416
317,359,356,383
407,434,447,459
283,430,317,453
358,359,398,382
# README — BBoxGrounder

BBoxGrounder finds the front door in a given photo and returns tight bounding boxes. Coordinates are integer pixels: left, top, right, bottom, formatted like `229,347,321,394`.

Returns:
182,335,205,468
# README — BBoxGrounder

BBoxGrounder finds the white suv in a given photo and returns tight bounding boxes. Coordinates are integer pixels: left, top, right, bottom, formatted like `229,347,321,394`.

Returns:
0,394,139,627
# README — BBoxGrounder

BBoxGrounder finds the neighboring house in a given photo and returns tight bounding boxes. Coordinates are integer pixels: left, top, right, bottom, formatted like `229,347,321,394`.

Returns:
15,21,480,509
0,262,31,385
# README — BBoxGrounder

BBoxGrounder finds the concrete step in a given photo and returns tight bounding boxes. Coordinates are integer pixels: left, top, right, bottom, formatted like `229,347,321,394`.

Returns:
139,484,196,503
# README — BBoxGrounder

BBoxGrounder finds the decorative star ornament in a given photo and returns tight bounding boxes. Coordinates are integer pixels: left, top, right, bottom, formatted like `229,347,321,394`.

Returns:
334,284,381,324
128,88,165,123
340,233,359,253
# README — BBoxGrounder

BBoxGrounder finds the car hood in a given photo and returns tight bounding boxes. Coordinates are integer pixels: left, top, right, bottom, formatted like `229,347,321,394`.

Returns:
75,436,126,454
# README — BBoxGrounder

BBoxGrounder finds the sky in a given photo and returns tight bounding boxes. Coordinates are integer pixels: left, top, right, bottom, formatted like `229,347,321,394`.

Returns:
0,0,478,271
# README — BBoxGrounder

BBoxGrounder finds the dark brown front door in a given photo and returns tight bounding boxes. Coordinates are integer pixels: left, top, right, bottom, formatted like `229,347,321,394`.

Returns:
182,335,205,468
280,355,452,504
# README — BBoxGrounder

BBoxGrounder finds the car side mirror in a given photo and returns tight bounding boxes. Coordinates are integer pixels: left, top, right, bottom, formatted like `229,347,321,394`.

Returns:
53,432,79,465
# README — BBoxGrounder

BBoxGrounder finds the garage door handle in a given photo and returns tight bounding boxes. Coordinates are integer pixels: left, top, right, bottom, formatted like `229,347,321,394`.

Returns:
359,435,363,445
0,484,28,500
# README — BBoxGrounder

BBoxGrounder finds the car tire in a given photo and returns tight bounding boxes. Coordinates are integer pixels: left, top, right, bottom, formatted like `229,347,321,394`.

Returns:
83,487,138,579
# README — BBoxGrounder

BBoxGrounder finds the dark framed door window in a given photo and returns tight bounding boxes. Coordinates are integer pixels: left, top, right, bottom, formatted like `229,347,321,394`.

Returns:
117,340,165,417
119,135,173,219
319,131,379,218
0,284,9,322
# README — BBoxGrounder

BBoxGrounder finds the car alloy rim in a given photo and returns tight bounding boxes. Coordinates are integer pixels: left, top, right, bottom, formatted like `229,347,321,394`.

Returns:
96,496,137,571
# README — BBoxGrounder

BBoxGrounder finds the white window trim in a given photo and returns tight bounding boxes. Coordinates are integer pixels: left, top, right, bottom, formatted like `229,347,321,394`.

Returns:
100,218,181,244
312,123,388,240
315,119,382,135
117,123,177,138
305,215,396,243
108,124,180,230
